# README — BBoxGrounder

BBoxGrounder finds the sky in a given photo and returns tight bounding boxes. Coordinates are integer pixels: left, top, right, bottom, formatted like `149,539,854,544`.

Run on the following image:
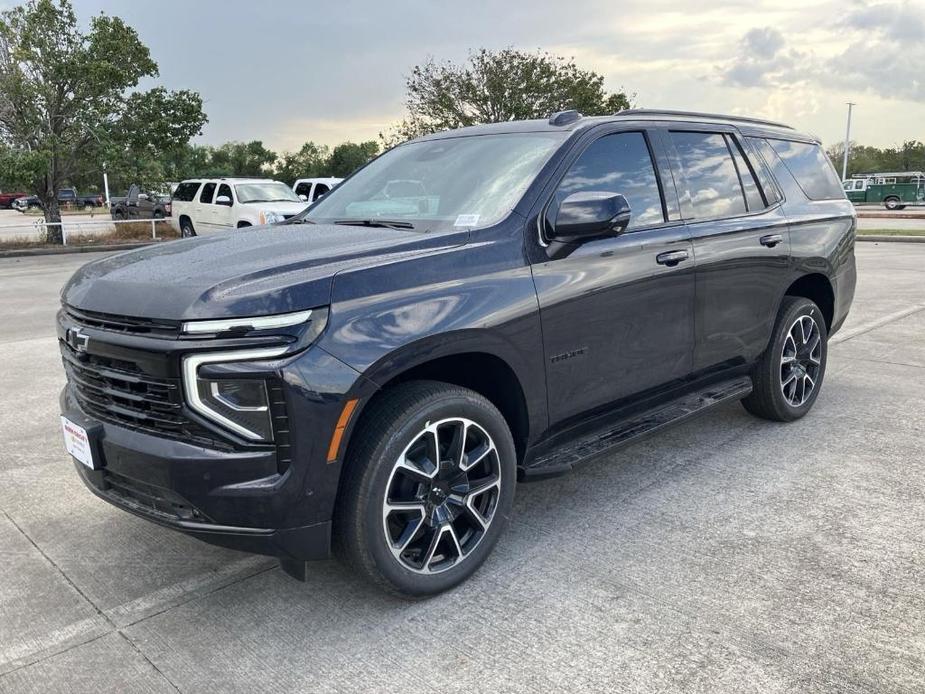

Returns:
54,0,925,153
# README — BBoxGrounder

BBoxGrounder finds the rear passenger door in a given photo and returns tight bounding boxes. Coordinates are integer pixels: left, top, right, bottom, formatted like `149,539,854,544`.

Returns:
195,181,218,231
532,128,695,425
662,127,789,372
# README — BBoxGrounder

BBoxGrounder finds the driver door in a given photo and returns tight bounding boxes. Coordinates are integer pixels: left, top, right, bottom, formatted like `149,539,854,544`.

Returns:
531,129,695,425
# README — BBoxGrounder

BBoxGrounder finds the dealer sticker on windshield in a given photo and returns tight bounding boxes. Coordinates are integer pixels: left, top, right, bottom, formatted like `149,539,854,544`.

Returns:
454,214,480,227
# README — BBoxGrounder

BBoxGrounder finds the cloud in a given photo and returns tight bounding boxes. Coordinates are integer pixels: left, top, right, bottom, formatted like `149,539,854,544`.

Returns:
717,1,925,102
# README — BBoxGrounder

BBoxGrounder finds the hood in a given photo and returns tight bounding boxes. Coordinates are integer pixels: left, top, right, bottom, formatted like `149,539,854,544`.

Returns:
243,200,308,215
62,223,468,321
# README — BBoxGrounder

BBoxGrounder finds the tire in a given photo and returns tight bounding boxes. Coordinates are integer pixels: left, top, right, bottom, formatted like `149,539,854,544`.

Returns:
153,210,164,220
742,296,828,422
180,218,196,238
113,211,125,221
237,222,251,229
333,380,516,597
884,196,902,211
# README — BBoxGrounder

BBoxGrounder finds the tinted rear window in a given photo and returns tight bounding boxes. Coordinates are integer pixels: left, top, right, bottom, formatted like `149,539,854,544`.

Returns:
173,182,201,202
670,131,746,219
766,139,845,201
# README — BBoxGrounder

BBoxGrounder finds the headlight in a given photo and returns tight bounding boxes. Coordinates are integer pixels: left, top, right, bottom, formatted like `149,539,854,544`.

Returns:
182,346,287,441
259,210,285,225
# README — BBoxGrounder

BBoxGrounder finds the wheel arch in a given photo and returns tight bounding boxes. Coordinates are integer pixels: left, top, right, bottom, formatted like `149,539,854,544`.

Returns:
345,341,535,467
784,273,834,330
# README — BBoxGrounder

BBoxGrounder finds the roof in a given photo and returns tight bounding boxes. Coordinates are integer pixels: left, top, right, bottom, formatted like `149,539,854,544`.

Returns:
415,109,816,144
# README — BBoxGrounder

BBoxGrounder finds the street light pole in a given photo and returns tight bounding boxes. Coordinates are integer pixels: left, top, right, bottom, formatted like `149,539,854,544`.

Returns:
842,102,855,181
103,163,110,208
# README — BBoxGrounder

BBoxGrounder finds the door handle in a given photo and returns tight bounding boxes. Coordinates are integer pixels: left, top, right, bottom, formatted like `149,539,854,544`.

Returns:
656,249,689,266
760,233,783,248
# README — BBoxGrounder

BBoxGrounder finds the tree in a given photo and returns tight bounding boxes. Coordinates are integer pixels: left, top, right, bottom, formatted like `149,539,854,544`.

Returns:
384,48,633,145
207,140,277,178
327,141,379,177
274,141,330,185
0,0,206,242
826,140,925,178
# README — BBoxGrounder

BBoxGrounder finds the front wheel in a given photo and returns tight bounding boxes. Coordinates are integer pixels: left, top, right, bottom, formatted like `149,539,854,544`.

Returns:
334,381,516,597
742,296,828,422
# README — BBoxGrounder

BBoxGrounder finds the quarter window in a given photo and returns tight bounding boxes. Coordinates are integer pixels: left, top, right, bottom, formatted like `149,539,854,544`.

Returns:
199,182,217,204
670,131,746,219
172,182,201,202
549,131,665,232
765,139,845,200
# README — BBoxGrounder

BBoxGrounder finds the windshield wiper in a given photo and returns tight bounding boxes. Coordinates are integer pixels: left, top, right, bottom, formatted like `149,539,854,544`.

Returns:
333,219,415,230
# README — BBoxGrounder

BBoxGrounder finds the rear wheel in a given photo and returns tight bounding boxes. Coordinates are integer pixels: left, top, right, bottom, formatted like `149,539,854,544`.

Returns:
884,196,904,211
180,218,196,238
742,296,828,422
334,381,516,597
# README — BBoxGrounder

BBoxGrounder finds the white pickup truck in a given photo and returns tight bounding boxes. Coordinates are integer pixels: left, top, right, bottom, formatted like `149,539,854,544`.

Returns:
293,177,342,204
170,178,308,237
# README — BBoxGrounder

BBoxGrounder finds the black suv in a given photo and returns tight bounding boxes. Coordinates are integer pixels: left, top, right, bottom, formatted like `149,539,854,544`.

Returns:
58,110,856,596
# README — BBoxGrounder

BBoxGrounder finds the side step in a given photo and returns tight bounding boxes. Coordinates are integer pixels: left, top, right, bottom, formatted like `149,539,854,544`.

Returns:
523,376,753,479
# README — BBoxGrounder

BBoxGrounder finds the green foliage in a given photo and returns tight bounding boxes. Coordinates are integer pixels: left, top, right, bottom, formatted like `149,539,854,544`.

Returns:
274,141,330,186
827,140,925,178
384,48,633,145
0,0,205,241
207,140,278,178
327,141,379,178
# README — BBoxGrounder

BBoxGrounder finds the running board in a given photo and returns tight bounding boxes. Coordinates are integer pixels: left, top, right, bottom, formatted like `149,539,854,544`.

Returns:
523,376,753,479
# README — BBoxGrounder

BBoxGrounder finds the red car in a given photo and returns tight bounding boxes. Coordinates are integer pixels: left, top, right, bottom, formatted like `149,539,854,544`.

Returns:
0,191,28,209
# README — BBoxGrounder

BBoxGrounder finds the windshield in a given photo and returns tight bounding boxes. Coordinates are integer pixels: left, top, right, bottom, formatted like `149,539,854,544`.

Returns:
303,133,566,230
234,182,301,204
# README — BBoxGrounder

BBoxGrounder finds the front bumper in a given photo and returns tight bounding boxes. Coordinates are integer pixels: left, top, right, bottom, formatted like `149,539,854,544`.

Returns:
62,390,332,560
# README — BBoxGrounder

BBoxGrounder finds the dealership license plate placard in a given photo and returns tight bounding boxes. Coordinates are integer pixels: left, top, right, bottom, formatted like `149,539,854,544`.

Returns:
61,416,96,469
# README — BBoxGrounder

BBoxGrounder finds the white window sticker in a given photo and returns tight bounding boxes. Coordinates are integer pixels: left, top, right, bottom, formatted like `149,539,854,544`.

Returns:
454,214,480,227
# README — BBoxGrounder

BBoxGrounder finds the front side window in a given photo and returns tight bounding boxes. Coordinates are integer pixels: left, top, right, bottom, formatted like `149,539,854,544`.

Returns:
304,133,566,231
548,131,665,231
313,183,330,200
766,139,845,200
670,131,747,219
199,182,216,204
234,181,301,204
294,181,312,197
217,184,233,201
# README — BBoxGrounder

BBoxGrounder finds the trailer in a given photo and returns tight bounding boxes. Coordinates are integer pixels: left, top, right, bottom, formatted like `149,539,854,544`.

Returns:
842,171,925,210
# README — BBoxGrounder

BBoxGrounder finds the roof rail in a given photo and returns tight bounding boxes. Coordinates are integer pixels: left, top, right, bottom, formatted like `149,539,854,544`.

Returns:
616,109,794,130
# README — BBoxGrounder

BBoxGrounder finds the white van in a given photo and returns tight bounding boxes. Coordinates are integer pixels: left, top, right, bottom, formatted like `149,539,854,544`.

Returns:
292,177,342,204
170,178,308,237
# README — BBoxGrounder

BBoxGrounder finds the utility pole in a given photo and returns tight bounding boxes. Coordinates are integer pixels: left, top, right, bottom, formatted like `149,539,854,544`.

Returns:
103,163,110,208
842,102,855,181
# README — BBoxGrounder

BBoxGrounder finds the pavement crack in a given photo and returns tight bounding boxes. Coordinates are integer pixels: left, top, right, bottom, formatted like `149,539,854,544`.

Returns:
0,510,184,691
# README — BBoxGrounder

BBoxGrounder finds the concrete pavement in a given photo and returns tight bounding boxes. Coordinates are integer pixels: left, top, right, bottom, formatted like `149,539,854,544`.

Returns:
1,245,924,693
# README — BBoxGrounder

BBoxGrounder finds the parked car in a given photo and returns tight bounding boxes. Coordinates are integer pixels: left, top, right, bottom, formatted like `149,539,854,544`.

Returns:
842,171,925,209
169,177,308,237
13,187,80,211
293,177,342,204
110,184,171,220
0,191,28,209
58,109,856,597
79,192,105,208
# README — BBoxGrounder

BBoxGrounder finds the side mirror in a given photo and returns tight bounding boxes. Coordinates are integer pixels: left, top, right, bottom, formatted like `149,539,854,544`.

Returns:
138,193,149,200
550,192,631,243
215,195,232,206
298,194,308,202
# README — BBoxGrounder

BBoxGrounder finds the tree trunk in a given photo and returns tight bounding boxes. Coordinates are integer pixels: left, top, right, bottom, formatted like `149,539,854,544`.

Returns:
43,192,63,245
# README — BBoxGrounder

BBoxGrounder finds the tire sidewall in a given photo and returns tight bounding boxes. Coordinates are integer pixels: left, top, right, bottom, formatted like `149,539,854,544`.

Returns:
767,298,828,419
358,391,516,596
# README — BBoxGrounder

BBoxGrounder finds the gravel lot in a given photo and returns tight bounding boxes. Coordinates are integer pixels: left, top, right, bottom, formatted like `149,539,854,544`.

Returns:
1,244,923,693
